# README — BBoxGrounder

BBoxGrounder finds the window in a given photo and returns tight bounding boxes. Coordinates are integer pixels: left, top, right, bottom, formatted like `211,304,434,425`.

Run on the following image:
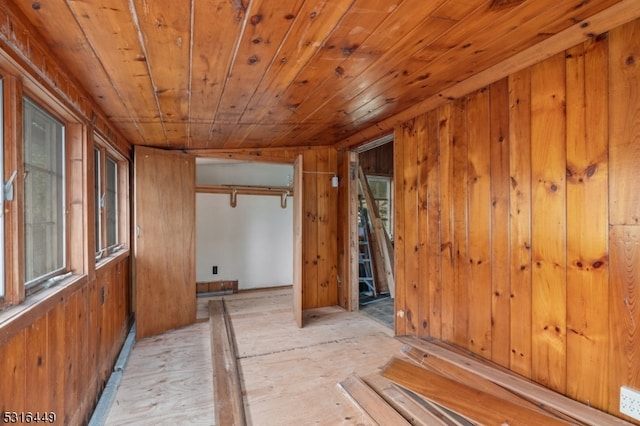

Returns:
366,175,393,238
94,135,126,260
23,98,66,290
105,156,118,248
94,147,102,255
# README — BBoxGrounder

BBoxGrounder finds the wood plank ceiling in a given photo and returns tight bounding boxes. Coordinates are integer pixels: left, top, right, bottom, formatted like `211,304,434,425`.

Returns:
11,0,625,150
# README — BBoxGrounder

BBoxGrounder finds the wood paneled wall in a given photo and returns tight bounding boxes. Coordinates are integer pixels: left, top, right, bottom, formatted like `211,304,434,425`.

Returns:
394,18,640,419
302,148,339,309
0,257,130,425
359,142,394,177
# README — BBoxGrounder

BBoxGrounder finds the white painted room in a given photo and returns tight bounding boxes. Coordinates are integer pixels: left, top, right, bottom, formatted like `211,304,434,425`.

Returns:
195,159,294,291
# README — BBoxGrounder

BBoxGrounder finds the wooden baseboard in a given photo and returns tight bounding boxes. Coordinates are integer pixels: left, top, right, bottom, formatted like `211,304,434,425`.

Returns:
196,280,238,294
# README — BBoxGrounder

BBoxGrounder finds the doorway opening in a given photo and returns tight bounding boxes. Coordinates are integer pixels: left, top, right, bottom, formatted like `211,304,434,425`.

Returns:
194,157,295,295
353,135,395,329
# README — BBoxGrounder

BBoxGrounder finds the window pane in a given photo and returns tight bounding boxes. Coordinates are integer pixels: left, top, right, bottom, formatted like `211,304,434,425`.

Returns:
105,156,118,248
24,98,65,285
94,148,101,254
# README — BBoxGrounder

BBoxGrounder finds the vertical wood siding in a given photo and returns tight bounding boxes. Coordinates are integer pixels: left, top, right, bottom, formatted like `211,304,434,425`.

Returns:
0,258,130,425
302,148,339,309
394,18,640,417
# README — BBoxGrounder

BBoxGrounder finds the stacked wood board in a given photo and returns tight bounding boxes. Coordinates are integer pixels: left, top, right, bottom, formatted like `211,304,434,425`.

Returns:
339,337,634,426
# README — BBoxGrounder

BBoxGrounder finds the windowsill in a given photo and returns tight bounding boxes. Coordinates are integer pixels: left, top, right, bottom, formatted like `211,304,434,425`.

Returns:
0,272,86,330
0,249,131,340
95,246,129,270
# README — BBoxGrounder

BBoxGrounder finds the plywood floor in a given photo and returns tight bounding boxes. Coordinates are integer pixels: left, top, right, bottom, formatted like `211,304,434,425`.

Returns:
105,322,215,425
104,288,407,425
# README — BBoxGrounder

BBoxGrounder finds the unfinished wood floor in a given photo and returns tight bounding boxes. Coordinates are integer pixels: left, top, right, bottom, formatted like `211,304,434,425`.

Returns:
104,288,406,425
104,321,215,425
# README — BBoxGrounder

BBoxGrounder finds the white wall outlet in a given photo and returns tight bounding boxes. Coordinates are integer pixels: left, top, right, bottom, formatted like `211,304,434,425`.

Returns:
620,386,640,421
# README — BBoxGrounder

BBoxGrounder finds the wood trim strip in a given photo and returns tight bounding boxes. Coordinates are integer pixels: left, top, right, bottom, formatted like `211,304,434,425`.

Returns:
362,373,458,426
401,345,585,425
209,299,246,426
338,374,411,425
382,357,570,426
398,337,632,426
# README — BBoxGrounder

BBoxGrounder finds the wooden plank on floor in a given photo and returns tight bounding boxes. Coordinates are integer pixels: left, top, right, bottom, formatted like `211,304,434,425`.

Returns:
363,373,466,426
399,336,632,426
338,374,411,425
401,344,584,425
381,357,570,426
209,299,246,426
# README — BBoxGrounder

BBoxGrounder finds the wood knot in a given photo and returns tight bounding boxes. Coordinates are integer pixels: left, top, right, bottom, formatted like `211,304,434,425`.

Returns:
250,14,263,25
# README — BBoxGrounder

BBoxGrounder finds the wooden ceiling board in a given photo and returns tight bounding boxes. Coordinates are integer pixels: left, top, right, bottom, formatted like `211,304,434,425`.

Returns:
130,0,193,145
267,0,457,146
189,0,246,147
302,0,522,133
5,0,631,150
321,0,623,142
64,0,157,144
204,0,309,148
232,0,423,147
10,0,132,120
290,0,482,127
219,0,356,148
111,120,147,145
282,0,458,124
238,0,389,124
213,0,306,123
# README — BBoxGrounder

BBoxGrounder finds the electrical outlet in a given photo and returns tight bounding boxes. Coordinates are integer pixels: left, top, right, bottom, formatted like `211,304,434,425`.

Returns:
620,386,640,421
212,266,218,275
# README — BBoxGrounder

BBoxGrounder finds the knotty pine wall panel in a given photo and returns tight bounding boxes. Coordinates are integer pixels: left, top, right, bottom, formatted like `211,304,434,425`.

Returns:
359,142,394,177
0,257,131,425
608,19,640,418
489,79,511,369
302,148,338,309
393,18,640,419
507,68,533,379
530,52,567,395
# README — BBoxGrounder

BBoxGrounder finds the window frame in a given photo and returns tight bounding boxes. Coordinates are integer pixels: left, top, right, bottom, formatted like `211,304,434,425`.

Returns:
22,96,67,294
0,72,87,310
93,133,128,264
0,61,130,313
94,146,102,257
365,175,394,238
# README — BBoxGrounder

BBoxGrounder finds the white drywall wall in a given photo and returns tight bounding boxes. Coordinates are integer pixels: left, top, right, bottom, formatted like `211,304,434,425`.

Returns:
196,160,293,187
195,192,293,290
